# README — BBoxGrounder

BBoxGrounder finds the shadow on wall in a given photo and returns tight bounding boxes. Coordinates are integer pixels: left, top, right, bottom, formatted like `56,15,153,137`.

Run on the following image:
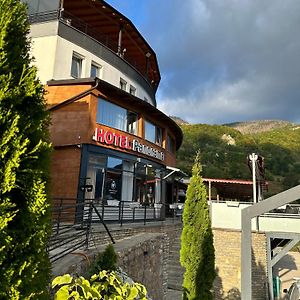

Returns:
214,267,241,300
214,246,268,300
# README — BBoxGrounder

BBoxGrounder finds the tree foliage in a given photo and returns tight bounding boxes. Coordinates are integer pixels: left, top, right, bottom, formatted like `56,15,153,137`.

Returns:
180,152,215,300
52,271,148,300
0,0,51,298
177,123,300,196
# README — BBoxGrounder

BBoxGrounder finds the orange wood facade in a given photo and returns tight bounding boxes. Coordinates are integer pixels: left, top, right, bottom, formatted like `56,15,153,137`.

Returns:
46,80,182,199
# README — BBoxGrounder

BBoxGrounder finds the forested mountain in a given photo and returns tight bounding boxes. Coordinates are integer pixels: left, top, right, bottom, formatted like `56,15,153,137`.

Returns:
176,121,300,196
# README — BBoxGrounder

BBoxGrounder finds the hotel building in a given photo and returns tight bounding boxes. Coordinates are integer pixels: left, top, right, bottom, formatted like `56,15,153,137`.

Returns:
25,0,184,220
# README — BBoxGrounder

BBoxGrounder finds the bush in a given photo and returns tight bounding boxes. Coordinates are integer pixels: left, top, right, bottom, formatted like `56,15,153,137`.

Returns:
88,244,118,276
52,271,148,300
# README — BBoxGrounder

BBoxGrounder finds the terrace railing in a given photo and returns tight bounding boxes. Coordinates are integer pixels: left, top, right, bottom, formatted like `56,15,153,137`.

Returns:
49,199,165,262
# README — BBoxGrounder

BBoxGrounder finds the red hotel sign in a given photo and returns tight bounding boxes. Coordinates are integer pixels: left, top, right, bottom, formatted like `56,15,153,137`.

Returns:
93,128,165,161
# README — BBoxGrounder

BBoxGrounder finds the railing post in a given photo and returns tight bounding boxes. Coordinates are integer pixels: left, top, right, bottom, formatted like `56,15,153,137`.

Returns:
120,201,124,227
56,198,63,235
101,199,104,220
85,201,93,249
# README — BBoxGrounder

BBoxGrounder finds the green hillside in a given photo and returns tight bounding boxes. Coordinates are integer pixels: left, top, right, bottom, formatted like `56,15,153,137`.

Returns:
177,122,300,196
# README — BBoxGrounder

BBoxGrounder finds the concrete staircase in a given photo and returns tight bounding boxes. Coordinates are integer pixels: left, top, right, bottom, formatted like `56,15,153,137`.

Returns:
167,230,185,292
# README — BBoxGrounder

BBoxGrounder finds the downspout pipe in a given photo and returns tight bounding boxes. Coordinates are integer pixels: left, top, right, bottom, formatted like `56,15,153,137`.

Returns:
48,79,100,112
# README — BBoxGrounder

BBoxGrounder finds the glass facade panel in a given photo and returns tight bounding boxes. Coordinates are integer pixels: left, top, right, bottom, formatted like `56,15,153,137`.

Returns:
107,157,122,170
145,120,156,143
97,98,127,131
97,98,138,135
23,0,60,14
122,161,134,202
84,151,162,206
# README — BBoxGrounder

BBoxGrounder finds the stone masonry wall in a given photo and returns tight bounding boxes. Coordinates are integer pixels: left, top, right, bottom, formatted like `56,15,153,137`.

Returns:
116,233,167,300
52,222,183,300
213,229,268,299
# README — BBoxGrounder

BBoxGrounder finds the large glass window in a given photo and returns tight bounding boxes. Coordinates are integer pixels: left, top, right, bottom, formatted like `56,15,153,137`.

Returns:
144,120,162,146
97,98,138,135
84,152,162,205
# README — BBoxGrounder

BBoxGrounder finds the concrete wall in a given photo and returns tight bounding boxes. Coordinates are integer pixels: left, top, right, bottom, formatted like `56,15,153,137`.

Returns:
213,229,269,300
211,201,300,233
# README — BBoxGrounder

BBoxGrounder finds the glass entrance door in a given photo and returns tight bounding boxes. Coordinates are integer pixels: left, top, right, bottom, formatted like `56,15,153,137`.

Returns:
104,170,122,203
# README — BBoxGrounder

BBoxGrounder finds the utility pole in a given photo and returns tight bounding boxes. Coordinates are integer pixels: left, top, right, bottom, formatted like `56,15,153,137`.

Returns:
249,153,259,230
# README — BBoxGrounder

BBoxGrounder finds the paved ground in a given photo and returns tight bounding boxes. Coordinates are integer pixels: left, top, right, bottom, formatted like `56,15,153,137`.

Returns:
274,251,300,298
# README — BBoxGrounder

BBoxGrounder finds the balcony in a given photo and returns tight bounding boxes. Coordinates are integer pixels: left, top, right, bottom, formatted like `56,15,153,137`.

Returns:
28,10,157,103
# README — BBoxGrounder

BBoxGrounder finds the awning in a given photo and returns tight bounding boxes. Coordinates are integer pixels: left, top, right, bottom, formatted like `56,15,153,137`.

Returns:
163,166,188,180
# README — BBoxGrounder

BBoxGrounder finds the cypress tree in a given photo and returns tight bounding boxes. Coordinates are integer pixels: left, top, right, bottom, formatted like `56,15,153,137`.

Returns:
180,151,215,299
0,0,51,298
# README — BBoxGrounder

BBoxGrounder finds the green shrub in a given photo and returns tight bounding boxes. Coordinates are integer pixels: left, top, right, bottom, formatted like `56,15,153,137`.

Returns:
52,271,148,300
89,244,118,276
180,151,215,299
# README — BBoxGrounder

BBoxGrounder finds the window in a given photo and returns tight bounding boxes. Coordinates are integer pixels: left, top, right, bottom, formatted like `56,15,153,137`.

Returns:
156,127,162,146
127,111,138,135
129,85,136,96
120,78,127,91
97,98,138,135
107,157,122,169
144,120,162,145
71,53,83,78
90,63,101,78
167,134,175,153
144,120,156,144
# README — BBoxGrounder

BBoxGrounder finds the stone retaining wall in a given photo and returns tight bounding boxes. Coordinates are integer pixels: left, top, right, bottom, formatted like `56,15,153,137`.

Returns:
213,228,268,299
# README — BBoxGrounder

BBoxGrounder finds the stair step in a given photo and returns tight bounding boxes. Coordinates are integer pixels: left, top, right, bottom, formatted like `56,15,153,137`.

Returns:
167,283,183,291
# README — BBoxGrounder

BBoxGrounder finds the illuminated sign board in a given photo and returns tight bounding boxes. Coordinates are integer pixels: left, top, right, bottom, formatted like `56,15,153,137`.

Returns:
93,128,165,161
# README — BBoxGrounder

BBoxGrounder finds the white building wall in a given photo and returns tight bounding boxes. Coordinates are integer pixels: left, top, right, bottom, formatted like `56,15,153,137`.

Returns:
210,201,300,234
29,21,154,105
30,35,58,83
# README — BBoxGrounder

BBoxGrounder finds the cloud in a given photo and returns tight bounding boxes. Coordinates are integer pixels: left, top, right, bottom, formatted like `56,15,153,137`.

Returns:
138,0,300,124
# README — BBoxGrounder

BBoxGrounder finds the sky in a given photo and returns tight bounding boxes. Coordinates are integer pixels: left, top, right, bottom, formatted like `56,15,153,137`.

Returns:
106,0,300,125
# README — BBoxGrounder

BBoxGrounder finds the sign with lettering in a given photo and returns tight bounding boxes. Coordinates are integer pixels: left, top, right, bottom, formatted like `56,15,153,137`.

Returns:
93,128,165,161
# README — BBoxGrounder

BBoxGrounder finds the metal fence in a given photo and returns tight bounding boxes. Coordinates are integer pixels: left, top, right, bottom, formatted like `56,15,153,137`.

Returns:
49,199,165,262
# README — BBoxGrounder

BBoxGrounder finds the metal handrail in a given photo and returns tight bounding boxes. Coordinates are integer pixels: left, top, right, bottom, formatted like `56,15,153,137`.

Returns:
49,200,115,262
49,198,165,262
